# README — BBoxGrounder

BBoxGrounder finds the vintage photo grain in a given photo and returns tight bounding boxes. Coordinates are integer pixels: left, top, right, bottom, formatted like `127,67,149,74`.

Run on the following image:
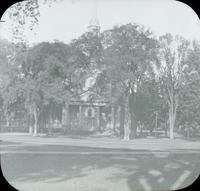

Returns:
0,0,200,190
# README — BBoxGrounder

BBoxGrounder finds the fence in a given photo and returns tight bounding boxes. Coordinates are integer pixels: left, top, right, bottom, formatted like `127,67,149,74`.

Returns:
0,120,29,133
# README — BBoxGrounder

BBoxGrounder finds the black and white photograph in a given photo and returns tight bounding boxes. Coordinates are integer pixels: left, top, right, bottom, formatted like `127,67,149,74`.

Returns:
0,0,200,190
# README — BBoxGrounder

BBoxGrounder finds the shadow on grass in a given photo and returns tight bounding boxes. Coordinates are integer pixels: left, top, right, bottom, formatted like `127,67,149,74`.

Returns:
1,145,200,191
0,141,21,145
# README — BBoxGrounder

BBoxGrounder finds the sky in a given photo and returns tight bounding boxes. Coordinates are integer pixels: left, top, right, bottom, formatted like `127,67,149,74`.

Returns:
0,0,200,45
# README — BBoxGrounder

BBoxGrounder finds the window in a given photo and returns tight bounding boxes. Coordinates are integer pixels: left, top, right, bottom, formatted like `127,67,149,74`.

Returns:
85,107,95,118
88,108,92,117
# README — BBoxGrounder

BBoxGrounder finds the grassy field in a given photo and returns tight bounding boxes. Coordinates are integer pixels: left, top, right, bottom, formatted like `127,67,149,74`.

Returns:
1,134,200,191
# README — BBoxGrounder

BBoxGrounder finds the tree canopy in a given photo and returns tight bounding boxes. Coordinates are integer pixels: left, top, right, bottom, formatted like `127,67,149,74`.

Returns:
1,21,200,139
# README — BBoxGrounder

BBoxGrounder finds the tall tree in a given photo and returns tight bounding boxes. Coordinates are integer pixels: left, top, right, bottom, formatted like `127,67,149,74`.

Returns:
158,34,190,139
99,23,159,139
178,40,200,130
15,40,91,135
0,38,24,127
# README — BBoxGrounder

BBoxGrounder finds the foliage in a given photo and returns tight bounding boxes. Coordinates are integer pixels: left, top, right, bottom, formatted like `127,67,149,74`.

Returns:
178,41,200,128
0,38,25,117
1,12,200,138
157,34,190,138
4,0,40,44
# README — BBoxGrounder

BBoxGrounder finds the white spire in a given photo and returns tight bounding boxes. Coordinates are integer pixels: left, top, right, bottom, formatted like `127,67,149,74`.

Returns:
88,0,100,33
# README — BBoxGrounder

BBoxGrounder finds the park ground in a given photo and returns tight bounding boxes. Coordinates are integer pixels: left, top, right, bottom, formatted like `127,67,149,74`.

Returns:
0,133,200,191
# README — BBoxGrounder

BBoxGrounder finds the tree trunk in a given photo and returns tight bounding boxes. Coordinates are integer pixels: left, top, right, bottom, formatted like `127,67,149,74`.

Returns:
169,113,174,139
130,112,137,139
61,106,67,126
33,105,38,136
169,110,176,139
169,99,176,139
28,114,33,135
124,95,131,140
128,92,137,139
4,108,10,127
111,107,116,132
124,111,130,140
119,104,125,138
29,125,33,134
124,93,137,140
6,112,9,127
98,107,102,132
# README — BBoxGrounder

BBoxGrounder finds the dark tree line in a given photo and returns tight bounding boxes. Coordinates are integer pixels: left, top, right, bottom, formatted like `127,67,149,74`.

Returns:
1,4,200,139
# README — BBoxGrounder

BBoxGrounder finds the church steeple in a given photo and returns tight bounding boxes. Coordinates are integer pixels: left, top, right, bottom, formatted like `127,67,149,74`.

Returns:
88,0,100,35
